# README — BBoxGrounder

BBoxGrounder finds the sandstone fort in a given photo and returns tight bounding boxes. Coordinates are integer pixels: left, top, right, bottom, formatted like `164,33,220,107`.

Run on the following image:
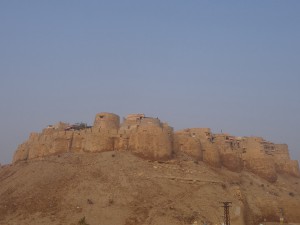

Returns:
13,112,300,183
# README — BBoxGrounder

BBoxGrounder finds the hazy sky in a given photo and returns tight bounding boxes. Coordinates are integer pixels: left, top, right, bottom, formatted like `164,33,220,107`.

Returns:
1,1,300,165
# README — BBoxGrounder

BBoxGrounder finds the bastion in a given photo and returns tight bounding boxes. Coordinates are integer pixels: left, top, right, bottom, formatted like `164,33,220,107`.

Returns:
13,112,300,182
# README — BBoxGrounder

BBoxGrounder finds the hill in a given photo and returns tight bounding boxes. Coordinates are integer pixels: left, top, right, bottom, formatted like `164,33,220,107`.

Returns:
1,151,300,225
3,112,300,225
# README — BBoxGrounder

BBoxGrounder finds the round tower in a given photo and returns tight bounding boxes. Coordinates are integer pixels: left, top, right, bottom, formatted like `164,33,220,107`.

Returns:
93,112,120,130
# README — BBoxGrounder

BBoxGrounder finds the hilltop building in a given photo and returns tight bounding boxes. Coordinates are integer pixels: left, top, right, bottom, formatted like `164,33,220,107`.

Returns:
13,112,300,182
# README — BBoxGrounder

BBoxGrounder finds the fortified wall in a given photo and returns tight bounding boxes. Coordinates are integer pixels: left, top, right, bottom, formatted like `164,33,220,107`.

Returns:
13,112,300,182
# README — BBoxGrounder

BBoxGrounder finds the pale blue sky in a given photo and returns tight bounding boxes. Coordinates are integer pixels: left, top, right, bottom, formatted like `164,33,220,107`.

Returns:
1,1,300,164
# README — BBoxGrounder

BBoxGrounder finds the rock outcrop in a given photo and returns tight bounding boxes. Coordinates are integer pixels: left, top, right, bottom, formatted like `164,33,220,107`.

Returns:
13,112,300,182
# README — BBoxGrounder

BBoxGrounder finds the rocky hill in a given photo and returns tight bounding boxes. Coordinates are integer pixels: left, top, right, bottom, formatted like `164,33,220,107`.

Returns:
2,112,300,225
1,152,300,225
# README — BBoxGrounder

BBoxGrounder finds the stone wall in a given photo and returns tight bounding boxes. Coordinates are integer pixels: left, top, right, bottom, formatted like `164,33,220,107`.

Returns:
237,137,277,182
128,125,173,160
214,134,243,172
93,112,120,130
173,131,202,160
174,128,221,167
272,144,300,177
12,112,300,182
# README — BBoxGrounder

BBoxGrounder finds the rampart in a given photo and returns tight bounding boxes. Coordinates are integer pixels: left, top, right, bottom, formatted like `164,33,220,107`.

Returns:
13,112,300,182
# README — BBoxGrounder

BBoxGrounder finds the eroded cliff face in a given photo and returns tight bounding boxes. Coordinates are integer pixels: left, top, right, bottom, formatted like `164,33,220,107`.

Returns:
13,112,300,182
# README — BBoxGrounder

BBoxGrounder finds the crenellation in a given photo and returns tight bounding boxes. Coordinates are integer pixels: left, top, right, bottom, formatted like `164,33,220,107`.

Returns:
12,112,300,182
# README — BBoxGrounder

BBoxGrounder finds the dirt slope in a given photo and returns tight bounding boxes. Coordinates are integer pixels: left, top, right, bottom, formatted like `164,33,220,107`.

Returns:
0,152,300,225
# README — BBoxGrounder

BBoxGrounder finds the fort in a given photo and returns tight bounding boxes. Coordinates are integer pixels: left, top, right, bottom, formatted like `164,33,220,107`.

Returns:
13,112,300,182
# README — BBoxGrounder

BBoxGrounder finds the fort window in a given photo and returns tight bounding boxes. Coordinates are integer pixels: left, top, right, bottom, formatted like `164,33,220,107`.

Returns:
99,115,104,118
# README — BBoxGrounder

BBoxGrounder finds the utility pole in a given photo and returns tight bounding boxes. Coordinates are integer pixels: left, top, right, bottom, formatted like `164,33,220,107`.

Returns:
279,208,284,225
220,202,232,225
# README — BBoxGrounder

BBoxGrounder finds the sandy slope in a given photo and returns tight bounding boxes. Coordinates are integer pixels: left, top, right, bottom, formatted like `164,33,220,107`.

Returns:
0,151,300,225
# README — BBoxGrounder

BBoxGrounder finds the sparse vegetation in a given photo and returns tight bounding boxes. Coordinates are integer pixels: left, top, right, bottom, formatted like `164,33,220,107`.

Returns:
289,192,295,197
78,216,89,225
108,197,114,205
87,199,94,204
1,152,299,225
